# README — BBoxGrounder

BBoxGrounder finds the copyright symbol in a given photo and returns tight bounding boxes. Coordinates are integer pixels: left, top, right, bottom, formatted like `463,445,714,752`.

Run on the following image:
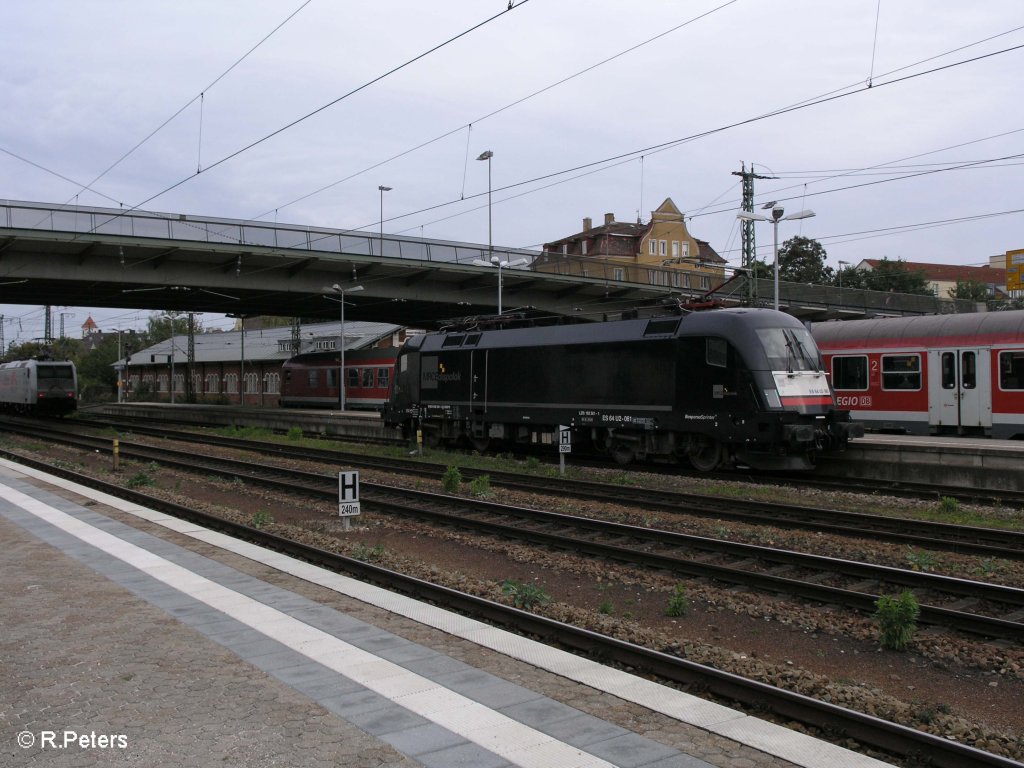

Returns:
17,731,35,748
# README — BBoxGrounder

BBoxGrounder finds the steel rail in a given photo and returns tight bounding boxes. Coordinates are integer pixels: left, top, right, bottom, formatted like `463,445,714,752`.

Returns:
1,448,1018,768
6,426,1022,641
55,416,1024,560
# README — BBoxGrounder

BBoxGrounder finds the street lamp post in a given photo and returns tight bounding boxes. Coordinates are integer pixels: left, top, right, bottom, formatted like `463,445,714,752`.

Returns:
736,205,816,311
476,151,493,258
472,256,528,315
378,185,392,255
837,260,850,304
323,283,364,411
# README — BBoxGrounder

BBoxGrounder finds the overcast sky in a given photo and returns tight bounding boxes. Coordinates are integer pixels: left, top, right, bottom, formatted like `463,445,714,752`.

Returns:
2,0,1022,344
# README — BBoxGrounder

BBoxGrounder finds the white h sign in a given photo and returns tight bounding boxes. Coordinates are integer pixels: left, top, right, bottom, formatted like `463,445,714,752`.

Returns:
338,471,361,518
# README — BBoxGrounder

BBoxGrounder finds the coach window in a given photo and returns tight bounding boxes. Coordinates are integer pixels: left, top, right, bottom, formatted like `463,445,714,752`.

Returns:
362,368,374,387
831,356,867,390
881,354,920,390
377,367,390,390
347,368,359,388
308,370,318,389
999,351,1024,389
940,352,956,389
326,369,337,388
706,337,728,368
961,351,977,389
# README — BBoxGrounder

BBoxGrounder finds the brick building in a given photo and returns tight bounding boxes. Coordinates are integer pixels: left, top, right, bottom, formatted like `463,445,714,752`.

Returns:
120,320,408,407
534,198,726,293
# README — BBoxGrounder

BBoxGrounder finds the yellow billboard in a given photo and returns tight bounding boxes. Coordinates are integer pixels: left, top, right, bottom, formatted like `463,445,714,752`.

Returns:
1008,249,1024,292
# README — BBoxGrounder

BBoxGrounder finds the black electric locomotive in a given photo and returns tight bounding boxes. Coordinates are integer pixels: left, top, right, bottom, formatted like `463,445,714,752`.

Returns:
383,308,861,470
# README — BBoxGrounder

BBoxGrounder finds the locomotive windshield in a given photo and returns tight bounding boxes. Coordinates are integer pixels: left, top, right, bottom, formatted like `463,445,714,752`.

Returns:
756,327,822,372
38,364,75,384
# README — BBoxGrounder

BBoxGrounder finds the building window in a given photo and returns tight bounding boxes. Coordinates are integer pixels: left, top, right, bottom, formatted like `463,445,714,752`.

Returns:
649,239,657,256
244,372,259,394
264,372,280,395
671,241,679,258
831,356,868,390
648,270,658,285
157,374,168,392
580,267,589,278
700,275,710,289
173,373,185,393
225,373,238,394
659,240,667,256
581,240,587,255
205,373,219,394
682,241,690,259
613,267,624,281
881,354,921,390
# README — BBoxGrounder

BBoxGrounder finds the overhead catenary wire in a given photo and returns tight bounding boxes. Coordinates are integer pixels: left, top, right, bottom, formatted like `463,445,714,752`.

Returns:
353,41,1024,238
77,0,533,238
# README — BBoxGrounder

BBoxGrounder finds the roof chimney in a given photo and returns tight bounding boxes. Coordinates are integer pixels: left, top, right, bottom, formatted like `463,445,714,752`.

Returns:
583,217,592,231
604,212,615,226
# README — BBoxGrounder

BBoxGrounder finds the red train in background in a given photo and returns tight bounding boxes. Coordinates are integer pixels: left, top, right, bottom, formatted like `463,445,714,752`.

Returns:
811,311,1024,439
279,347,399,410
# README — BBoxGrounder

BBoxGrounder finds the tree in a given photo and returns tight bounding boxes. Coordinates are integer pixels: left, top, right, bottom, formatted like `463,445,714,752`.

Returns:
948,279,989,302
778,236,830,284
858,257,931,295
76,335,120,402
144,311,202,344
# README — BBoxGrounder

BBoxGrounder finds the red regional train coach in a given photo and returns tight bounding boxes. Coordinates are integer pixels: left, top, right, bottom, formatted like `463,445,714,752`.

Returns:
280,347,399,410
811,311,1024,439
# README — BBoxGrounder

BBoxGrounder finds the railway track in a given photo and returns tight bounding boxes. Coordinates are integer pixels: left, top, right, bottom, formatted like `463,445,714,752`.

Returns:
5,421,1023,642
0,447,1017,768
50,416,1024,561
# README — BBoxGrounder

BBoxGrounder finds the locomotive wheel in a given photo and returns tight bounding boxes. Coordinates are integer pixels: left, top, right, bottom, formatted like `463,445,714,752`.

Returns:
611,442,635,466
688,437,722,472
469,436,490,452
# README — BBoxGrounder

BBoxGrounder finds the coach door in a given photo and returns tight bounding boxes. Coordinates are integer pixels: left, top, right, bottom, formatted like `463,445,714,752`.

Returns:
928,348,991,431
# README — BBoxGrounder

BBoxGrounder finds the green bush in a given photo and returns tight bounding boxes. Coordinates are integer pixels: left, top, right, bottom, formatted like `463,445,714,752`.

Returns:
500,579,551,610
874,590,920,650
125,471,155,488
665,584,690,617
286,426,304,440
442,465,462,493
250,510,273,529
469,474,491,497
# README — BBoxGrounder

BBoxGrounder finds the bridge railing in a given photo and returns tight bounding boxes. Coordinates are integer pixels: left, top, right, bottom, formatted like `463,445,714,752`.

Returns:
0,199,539,267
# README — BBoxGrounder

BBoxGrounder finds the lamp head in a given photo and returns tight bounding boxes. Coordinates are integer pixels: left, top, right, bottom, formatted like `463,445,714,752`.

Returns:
490,255,500,265
477,150,493,161
771,205,785,222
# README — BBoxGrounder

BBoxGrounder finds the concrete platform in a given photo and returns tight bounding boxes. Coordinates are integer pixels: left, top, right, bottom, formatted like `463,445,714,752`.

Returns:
0,458,895,768
818,433,1024,493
